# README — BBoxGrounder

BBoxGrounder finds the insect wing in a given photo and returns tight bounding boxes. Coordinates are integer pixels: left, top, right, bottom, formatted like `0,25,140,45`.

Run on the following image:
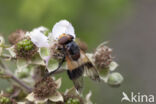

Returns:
80,50,100,81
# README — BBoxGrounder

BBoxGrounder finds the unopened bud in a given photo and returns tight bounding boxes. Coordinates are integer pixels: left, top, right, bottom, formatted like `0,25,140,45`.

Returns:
8,30,25,45
94,43,112,69
107,72,123,87
66,98,80,104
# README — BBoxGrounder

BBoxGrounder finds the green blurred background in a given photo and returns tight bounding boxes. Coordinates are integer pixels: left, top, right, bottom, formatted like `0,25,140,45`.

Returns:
1,0,156,104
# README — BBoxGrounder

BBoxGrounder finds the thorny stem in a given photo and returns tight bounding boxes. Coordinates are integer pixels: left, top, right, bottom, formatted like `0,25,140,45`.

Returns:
0,59,32,93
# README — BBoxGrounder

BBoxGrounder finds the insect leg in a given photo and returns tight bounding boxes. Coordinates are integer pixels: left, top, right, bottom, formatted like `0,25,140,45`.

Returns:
45,55,65,77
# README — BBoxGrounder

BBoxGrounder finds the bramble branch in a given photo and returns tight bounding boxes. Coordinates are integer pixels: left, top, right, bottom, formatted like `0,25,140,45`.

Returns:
0,59,32,93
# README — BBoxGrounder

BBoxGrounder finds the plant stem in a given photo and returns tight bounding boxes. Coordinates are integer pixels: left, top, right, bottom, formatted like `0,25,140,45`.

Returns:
11,75,32,92
1,54,16,60
0,59,32,93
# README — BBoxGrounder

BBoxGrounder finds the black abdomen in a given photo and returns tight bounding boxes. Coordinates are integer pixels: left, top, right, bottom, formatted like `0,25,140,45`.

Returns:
67,66,84,80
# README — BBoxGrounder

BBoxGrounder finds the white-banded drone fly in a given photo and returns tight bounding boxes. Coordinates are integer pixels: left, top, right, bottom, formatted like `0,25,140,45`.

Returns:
46,20,100,93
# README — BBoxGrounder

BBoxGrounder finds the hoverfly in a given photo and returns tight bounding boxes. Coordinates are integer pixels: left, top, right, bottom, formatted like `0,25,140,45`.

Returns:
47,20,100,93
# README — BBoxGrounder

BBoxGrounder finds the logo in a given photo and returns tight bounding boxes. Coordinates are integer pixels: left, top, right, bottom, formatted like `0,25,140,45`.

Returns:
121,92,155,103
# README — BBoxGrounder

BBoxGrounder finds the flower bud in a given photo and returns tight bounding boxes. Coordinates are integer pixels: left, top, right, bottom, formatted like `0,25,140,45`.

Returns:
107,72,124,87
93,43,112,69
66,98,80,104
15,37,38,59
8,30,25,45
63,93,84,104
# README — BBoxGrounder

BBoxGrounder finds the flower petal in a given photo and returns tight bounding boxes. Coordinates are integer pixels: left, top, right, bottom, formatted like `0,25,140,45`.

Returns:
28,26,50,48
52,20,76,40
32,26,48,34
48,91,64,102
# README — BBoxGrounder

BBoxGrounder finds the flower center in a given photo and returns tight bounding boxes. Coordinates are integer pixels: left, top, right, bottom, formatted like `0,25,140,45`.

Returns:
34,77,57,99
16,39,34,51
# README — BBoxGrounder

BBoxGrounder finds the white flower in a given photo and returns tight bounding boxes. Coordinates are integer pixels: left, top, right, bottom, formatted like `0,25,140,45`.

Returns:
27,26,50,48
33,26,48,34
51,20,76,40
